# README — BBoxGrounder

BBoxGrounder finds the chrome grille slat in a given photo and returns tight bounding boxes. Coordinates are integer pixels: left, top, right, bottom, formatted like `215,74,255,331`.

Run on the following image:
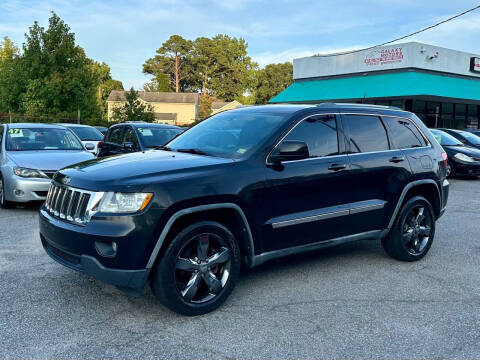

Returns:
45,182,97,225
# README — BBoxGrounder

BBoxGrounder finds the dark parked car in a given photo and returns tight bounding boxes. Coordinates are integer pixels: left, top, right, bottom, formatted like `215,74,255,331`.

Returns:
95,126,108,136
430,129,480,178
40,104,449,315
97,122,183,157
465,129,480,137
439,128,480,150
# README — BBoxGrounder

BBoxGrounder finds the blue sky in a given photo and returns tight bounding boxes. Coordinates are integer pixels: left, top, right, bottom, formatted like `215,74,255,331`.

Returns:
1,0,479,89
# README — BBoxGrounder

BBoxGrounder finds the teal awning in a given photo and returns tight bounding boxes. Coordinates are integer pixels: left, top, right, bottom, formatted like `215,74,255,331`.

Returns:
269,71,480,103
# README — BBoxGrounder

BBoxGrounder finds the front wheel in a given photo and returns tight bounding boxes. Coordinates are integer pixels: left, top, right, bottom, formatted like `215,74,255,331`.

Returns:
0,175,13,209
150,221,241,316
382,196,435,261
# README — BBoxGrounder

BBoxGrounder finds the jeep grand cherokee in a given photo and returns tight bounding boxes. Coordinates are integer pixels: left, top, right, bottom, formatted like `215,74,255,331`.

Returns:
39,104,449,315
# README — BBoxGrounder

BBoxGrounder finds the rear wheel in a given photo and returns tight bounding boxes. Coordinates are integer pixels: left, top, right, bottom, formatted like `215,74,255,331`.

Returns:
0,175,13,209
446,160,454,178
150,221,241,316
382,196,435,261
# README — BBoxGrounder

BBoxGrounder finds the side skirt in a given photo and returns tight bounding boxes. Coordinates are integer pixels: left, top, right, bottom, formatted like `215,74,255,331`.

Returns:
250,229,385,268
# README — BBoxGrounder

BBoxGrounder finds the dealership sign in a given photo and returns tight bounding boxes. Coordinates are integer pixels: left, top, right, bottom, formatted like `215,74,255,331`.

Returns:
470,57,480,73
364,47,404,67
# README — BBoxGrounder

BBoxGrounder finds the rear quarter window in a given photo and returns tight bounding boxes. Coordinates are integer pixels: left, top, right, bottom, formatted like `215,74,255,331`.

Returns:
383,117,427,149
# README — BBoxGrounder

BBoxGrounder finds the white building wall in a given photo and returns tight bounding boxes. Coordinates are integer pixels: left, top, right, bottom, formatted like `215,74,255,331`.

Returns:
293,42,480,80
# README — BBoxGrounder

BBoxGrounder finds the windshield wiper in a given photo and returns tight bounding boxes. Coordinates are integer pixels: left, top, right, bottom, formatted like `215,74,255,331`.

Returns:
176,148,210,156
148,145,172,151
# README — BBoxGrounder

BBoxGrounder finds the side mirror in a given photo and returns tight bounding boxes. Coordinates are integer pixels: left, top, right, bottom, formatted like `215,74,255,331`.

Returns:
85,143,95,151
270,140,309,165
123,141,135,151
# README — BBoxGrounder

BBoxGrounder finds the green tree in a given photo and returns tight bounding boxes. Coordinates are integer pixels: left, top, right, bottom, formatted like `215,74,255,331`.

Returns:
142,35,193,92
198,94,214,120
0,37,19,63
111,87,155,123
18,12,99,120
209,35,257,101
253,62,293,104
191,37,217,95
88,60,124,117
143,73,171,92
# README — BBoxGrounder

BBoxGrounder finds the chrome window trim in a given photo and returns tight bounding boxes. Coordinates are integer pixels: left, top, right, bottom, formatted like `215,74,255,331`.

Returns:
265,112,432,166
269,199,387,229
146,203,255,269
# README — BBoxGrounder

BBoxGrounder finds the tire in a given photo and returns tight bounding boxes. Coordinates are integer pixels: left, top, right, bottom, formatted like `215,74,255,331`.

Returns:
0,175,13,209
382,196,435,262
150,221,241,316
446,160,454,179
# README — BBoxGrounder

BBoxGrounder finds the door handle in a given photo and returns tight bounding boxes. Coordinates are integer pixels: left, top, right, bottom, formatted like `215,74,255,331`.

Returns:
389,156,405,163
328,163,347,171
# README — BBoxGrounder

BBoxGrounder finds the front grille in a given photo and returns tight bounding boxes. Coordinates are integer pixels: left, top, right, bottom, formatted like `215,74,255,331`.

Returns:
45,182,93,225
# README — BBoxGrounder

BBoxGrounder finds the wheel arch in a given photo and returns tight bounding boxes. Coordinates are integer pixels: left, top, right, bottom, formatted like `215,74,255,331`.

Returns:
146,203,255,269
387,179,441,229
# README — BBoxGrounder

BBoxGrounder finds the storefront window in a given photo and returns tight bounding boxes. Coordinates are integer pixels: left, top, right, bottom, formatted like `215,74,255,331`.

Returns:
427,101,440,114
412,100,426,113
390,100,404,109
442,103,453,115
455,104,467,116
441,115,454,129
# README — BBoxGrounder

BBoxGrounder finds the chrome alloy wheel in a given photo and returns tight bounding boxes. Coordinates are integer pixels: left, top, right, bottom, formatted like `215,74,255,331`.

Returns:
402,205,433,256
175,233,231,304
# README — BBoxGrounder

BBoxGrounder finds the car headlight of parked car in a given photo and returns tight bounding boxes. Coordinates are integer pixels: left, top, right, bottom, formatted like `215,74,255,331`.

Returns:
13,167,49,178
454,153,475,162
97,192,153,213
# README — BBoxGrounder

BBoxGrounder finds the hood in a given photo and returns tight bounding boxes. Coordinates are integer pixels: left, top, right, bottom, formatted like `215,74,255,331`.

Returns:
443,145,480,158
7,150,95,170
58,150,235,191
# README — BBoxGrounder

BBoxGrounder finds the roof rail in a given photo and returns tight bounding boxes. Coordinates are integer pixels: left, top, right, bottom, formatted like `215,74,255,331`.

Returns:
315,102,403,110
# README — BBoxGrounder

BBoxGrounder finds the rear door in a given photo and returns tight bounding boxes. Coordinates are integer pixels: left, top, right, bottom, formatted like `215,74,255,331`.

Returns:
98,126,125,157
341,113,412,233
262,114,353,252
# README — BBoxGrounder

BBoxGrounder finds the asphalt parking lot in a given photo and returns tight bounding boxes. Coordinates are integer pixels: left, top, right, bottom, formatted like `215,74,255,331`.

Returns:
1,179,479,359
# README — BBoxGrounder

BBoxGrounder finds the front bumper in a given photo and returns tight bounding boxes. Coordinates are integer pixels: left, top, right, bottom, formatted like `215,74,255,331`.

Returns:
452,161,480,176
4,175,51,202
39,206,164,291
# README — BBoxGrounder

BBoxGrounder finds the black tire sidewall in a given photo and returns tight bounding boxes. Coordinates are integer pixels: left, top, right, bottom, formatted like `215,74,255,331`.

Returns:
150,221,241,316
386,196,435,261
0,174,12,209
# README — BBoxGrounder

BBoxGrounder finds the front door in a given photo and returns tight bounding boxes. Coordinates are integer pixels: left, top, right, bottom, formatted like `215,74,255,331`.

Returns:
262,114,353,253
99,126,125,157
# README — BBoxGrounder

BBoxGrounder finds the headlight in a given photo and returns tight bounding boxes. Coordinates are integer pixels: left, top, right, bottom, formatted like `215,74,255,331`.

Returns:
454,153,474,162
13,167,48,178
97,192,153,213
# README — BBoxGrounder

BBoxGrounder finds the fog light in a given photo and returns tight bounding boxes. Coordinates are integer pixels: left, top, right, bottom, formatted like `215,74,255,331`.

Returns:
95,241,117,258
14,189,24,197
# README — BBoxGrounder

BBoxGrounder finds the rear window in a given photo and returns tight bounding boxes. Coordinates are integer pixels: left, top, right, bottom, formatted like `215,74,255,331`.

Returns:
343,115,389,153
430,129,462,146
137,127,183,148
68,126,103,141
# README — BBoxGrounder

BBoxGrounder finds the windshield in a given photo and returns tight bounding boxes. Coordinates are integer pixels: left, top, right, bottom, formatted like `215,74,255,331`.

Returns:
137,127,183,148
6,128,84,151
430,129,463,146
459,131,480,145
167,110,290,158
68,126,104,141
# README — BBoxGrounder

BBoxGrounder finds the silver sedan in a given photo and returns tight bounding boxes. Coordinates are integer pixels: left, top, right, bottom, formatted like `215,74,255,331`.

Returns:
0,123,94,208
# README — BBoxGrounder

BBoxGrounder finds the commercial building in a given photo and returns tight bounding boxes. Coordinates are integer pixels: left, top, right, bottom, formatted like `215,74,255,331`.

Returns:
271,42,480,129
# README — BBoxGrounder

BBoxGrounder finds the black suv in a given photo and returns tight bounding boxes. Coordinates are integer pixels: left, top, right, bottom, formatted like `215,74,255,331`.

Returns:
39,104,449,315
98,122,183,157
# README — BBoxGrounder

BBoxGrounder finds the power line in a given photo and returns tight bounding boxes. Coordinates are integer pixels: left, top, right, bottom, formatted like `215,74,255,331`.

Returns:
315,4,480,57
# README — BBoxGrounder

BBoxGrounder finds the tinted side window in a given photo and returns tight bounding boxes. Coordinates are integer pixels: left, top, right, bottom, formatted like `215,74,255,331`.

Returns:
107,127,124,144
383,117,427,149
123,127,139,148
0,125,3,151
283,115,339,157
343,115,389,153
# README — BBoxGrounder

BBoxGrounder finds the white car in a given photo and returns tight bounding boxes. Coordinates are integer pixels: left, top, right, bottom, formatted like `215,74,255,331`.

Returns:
59,124,104,155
